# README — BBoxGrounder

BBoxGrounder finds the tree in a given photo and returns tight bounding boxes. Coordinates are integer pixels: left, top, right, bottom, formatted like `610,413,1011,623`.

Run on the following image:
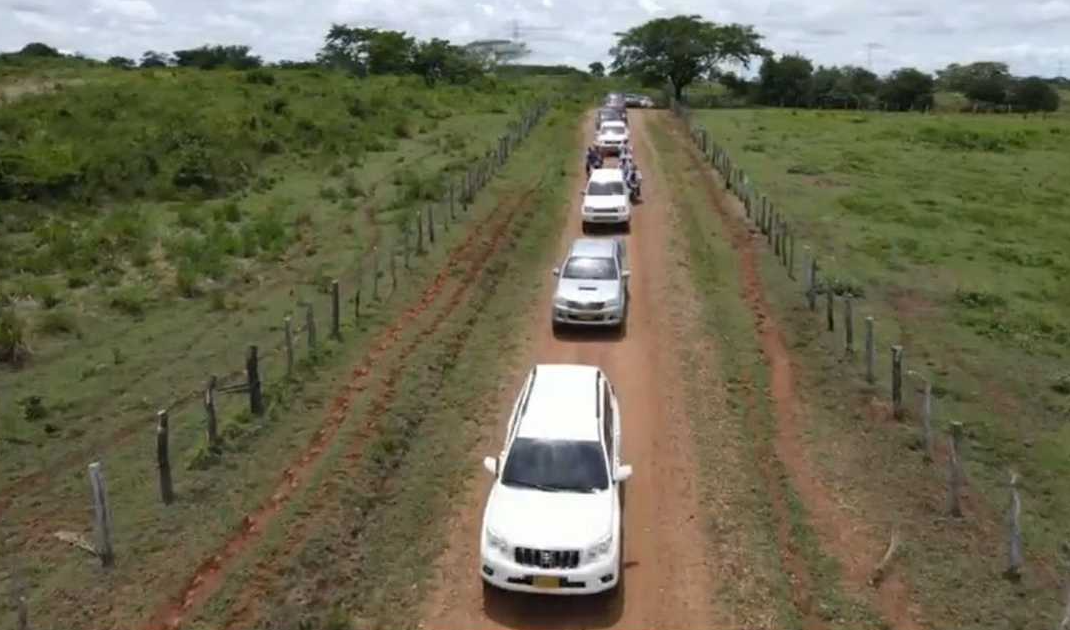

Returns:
588,61,605,77
757,54,813,107
140,50,171,68
173,45,262,70
610,15,767,100
880,67,935,110
412,38,481,85
18,42,61,57
1012,77,1060,112
717,71,750,98
318,24,415,76
937,61,1010,92
106,56,135,69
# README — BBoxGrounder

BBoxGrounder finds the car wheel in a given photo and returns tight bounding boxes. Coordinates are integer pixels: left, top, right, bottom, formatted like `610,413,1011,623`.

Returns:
552,320,564,335
581,221,591,234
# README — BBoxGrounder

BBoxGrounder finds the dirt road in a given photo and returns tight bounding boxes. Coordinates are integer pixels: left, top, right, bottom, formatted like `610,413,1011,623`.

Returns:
418,111,720,629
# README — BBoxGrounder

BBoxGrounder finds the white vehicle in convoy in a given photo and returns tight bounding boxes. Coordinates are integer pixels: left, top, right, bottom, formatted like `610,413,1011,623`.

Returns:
595,121,629,156
581,169,631,231
551,238,629,331
479,364,632,595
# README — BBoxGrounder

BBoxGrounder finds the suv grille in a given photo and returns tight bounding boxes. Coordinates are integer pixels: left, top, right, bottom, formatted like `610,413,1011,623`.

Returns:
566,300,605,310
515,547,581,569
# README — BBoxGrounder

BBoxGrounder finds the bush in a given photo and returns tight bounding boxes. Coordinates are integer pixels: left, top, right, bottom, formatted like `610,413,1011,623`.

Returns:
109,285,151,317
175,264,201,297
319,186,340,202
956,289,1006,309
342,174,364,198
37,310,80,336
244,69,276,86
0,309,31,366
176,203,206,230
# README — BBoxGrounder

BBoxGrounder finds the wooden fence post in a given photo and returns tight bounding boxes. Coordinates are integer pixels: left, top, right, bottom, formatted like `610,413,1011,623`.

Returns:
330,280,341,340
354,267,362,321
88,461,114,568
1006,471,1023,580
403,221,411,270
16,587,27,630
948,421,965,517
921,381,934,461
826,290,835,332
391,243,398,293
284,317,294,378
449,180,456,220
891,345,904,419
442,201,450,233
773,217,781,255
428,205,436,244
306,303,316,351
844,296,854,354
156,409,173,505
372,247,380,301
247,345,264,416
205,375,219,449
788,231,796,280
865,317,876,383
807,256,818,311
416,210,425,254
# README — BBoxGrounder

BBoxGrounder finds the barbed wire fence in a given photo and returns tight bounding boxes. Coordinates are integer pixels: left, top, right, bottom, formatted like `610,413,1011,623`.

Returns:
41,99,552,589
670,97,1034,598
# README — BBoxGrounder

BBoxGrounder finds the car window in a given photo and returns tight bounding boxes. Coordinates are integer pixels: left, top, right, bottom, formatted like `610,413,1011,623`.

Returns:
587,181,625,196
602,382,614,459
602,124,626,134
563,256,618,280
501,438,609,492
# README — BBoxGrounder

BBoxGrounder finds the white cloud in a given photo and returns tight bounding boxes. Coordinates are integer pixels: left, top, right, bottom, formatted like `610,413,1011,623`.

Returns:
1,0,1069,76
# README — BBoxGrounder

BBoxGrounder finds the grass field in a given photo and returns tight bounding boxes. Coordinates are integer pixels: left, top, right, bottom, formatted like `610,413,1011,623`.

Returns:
692,106,1070,628
0,62,591,628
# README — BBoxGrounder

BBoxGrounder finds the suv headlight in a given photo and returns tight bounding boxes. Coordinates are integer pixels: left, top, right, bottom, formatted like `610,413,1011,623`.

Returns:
605,296,622,308
486,529,509,553
585,534,613,560
553,295,569,308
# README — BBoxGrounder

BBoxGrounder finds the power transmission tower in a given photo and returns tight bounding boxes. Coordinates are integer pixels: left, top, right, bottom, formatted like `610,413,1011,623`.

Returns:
865,43,881,71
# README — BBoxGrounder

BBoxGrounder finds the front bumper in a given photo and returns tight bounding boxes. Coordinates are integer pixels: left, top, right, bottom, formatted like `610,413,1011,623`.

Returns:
481,547,619,595
581,209,630,224
553,304,624,326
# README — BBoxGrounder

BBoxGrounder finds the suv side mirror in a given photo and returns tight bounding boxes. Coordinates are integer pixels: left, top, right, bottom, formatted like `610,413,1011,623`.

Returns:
614,464,633,482
483,456,498,476
621,270,631,279
552,267,560,277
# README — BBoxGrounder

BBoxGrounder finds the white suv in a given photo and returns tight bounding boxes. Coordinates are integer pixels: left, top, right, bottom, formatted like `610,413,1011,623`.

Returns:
480,364,632,595
595,121,629,156
581,168,631,231
552,237,629,331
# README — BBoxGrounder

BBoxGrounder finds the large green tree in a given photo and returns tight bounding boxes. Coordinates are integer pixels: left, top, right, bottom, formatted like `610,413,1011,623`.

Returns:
318,24,415,76
880,67,935,110
588,61,605,77
757,53,813,106
610,15,767,100
411,38,481,85
1012,77,1060,112
172,45,261,70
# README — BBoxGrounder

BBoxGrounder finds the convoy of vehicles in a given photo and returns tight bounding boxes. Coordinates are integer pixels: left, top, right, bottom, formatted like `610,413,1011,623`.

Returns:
479,365,632,595
479,94,642,598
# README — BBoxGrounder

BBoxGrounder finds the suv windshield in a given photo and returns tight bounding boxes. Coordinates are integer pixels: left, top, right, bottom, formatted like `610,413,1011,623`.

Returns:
501,438,609,492
601,124,625,134
562,256,618,280
587,181,625,196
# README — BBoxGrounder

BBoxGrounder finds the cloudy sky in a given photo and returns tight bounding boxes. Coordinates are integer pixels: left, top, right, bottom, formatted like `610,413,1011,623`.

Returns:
4,0,1070,76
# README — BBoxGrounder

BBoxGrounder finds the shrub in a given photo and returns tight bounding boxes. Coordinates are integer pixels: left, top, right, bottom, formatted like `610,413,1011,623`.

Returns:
319,186,340,202
342,174,364,198
37,310,80,337
329,163,345,177
0,309,31,366
244,69,276,86
392,119,413,139
19,396,47,421
955,289,1006,309
209,289,227,311
175,264,201,297
217,201,243,223
109,285,150,317
176,203,206,230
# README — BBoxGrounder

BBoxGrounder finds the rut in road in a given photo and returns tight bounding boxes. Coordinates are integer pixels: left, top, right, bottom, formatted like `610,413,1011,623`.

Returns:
419,110,721,630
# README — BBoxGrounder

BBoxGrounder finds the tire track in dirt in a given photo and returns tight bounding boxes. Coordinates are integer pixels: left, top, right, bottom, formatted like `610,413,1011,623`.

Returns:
419,110,721,630
218,178,548,630
669,116,922,630
143,169,546,630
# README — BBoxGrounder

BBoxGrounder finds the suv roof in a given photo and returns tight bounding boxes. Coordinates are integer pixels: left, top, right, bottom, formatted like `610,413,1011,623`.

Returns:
567,237,617,258
588,168,625,183
516,364,602,442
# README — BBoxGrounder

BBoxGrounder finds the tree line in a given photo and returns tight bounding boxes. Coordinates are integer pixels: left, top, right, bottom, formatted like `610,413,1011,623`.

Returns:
606,15,1062,113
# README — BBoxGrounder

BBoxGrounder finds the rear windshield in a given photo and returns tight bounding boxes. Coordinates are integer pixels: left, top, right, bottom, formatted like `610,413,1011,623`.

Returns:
502,438,609,492
601,124,626,134
587,181,625,195
562,256,618,280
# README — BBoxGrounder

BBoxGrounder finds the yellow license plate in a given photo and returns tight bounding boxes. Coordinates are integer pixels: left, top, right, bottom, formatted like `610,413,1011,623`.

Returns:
533,576,560,589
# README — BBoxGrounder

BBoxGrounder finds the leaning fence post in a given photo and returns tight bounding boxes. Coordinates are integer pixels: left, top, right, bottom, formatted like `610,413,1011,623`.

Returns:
372,247,380,301
891,345,904,419
330,280,341,340
16,586,27,630
428,205,436,244
449,180,456,220
390,243,398,293
247,345,264,416
844,296,854,354
1006,471,1023,580
205,375,220,449
416,210,425,253
156,409,173,505
948,421,965,517
865,317,876,383
88,461,114,568
788,231,796,280
921,381,934,461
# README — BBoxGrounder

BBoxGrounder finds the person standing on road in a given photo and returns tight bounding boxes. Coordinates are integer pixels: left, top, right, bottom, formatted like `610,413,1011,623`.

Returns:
627,165,642,201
